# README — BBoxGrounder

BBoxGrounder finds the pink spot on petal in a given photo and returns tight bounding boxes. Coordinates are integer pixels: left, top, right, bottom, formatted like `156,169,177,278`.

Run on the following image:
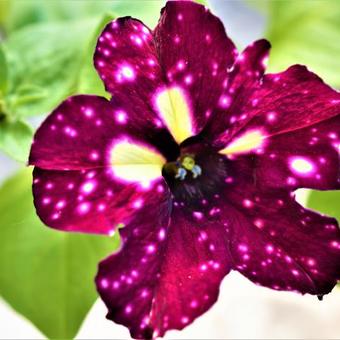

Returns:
77,202,90,215
42,197,51,205
265,244,274,254
193,211,203,220
243,199,253,208
81,181,95,194
190,300,198,308
146,244,156,254
125,304,133,314
289,157,315,176
158,228,166,241
200,264,208,271
56,200,65,209
100,278,109,289
132,199,143,209
184,75,193,85
97,203,106,212
219,95,231,108
90,151,99,160
115,110,127,124
238,244,248,252
84,108,93,117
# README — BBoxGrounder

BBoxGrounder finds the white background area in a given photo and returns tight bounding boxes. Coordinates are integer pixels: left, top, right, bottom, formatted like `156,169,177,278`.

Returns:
2,270,340,339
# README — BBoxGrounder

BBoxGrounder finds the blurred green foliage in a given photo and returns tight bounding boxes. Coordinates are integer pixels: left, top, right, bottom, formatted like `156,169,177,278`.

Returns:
0,0,164,161
0,46,7,94
1,0,163,33
307,190,340,224
0,119,32,162
4,19,99,119
0,169,119,339
266,0,340,88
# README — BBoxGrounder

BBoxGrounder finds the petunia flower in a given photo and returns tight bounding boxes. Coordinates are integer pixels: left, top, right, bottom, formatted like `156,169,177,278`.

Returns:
29,1,340,339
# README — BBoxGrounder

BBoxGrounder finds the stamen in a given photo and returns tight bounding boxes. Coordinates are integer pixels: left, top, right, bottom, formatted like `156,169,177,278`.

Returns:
191,165,202,178
175,167,187,180
163,155,202,180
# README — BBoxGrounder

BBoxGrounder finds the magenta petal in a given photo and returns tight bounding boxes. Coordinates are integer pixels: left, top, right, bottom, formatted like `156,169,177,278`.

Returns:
94,17,166,129
29,95,176,170
153,1,237,133
253,114,340,190
95,16,185,146
33,167,170,235
94,17,159,99
229,39,270,87
96,206,231,339
30,96,113,169
241,65,340,138
222,168,340,295
94,1,238,139
227,39,270,108
94,1,237,138
203,39,270,146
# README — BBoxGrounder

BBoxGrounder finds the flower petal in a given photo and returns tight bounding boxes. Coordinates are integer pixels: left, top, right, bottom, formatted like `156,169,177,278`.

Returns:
218,66,340,189
153,1,237,138
95,1,237,144
94,18,171,135
204,39,271,146
33,167,170,235
214,65,340,152
228,39,270,95
96,206,231,338
30,95,171,235
95,16,193,144
234,65,340,140
29,95,176,170
250,114,340,190
222,164,340,295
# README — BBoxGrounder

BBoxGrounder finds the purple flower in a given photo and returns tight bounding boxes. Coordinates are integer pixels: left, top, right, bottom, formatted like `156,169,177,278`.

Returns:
29,1,340,339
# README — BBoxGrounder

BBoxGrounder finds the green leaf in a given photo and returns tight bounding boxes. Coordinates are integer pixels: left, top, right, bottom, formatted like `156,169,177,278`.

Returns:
0,46,8,95
0,168,119,339
195,0,208,6
3,0,170,35
79,0,164,29
3,0,200,120
266,0,340,88
0,118,33,162
3,19,100,118
2,0,166,119
3,0,118,33
307,190,340,223
3,0,166,35
0,0,10,29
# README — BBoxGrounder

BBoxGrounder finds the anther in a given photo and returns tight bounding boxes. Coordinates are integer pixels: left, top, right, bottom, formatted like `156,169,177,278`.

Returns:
175,167,187,180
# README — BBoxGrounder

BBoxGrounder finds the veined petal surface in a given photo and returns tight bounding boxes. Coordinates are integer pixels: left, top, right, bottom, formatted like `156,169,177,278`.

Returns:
94,1,237,143
96,206,231,339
